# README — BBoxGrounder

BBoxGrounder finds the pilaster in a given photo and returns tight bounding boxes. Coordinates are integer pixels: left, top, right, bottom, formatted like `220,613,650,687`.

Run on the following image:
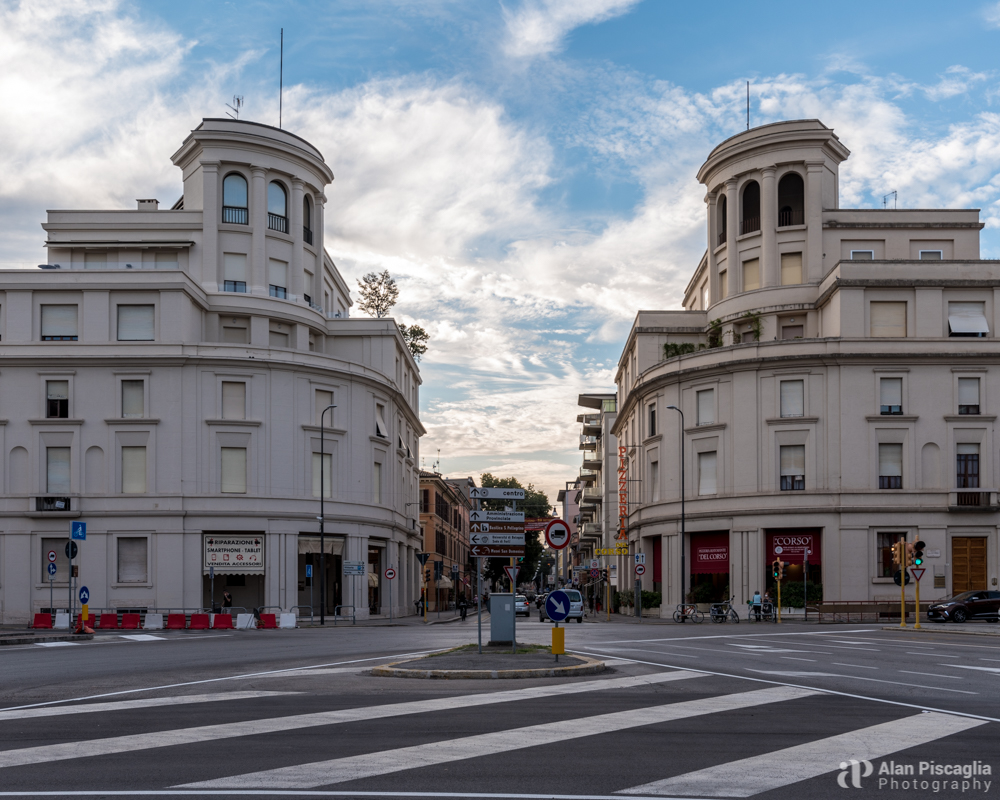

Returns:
201,161,220,292
250,166,267,295
724,179,738,298
761,166,778,286
806,161,825,282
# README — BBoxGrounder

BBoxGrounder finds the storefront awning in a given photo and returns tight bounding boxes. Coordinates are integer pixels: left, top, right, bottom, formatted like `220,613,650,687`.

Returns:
297,536,345,556
436,576,454,589
368,571,379,588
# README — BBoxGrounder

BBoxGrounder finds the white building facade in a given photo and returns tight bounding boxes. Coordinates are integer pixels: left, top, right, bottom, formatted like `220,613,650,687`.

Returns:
0,119,424,624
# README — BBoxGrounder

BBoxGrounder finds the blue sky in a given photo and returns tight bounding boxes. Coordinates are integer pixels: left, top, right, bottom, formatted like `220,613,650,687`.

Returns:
3,0,1000,501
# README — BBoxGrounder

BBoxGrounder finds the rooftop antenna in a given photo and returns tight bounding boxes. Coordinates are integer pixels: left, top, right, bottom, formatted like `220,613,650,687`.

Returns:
433,448,441,473
882,190,897,210
279,28,283,128
225,95,243,120
746,81,750,130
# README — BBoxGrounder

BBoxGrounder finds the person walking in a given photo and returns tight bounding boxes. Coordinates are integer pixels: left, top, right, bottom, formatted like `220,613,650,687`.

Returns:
751,589,762,621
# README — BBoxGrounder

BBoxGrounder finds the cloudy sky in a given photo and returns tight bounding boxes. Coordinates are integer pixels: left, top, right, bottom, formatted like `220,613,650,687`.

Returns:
3,0,1000,503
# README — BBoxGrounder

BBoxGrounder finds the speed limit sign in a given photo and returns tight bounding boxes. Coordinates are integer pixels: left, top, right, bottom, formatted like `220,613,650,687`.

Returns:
384,567,396,580
634,563,646,576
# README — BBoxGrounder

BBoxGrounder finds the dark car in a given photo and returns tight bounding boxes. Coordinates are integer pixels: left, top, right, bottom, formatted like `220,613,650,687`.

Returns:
927,590,1000,623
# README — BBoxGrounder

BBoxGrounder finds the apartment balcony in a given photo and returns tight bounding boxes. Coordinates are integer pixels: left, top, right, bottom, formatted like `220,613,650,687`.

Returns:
578,469,598,485
581,521,602,536
583,487,603,503
949,489,998,510
579,435,598,451
582,456,602,471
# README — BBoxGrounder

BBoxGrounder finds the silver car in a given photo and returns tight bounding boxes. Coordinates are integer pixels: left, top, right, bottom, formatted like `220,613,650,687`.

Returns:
514,595,531,617
539,589,585,623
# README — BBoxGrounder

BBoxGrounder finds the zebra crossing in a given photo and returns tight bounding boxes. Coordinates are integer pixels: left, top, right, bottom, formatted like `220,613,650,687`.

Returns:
0,663,993,798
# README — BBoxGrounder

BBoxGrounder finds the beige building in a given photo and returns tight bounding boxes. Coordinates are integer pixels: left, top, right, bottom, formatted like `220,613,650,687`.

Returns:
0,118,425,624
614,119,998,613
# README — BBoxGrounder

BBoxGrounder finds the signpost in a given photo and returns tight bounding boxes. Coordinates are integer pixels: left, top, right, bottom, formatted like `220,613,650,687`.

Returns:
417,552,429,623
469,487,525,500
504,565,519,653
79,585,90,630
65,526,83,625
543,519,570,550
210,565,216,611
384,566,396,623
47,561,56,614
306,564,313,616
470,522,524,534
469,510,524,523
545,589,570,662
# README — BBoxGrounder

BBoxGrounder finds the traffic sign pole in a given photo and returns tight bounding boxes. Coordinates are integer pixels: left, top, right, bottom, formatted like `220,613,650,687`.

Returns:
913,566,922,630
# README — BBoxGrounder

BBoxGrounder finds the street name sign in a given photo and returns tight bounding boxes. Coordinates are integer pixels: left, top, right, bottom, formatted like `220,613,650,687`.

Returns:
544,519,570,550
545,590,571,622
470,545,525,557
470,532,525,546
469,487,525,500
343,561,365,576
470,522,524,534
469,510,525,522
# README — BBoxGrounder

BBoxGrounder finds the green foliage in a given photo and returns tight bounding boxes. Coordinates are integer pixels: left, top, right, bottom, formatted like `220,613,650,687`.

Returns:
357,269,399,318
398,323,429,361
773,581,823,608
615,591,633,609
479,473,549,589
685,581,729,604
707,319,723,348
641,590,662,609
742,311,762,342
614,590,661,610
662,342,707,360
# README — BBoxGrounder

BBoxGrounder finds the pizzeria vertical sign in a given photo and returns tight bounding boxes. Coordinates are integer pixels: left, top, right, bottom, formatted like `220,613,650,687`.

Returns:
204,535,264,574
617,445,628,541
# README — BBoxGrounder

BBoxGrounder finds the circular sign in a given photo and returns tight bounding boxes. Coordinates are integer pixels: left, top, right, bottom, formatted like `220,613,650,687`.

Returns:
384,567,396,580
544,589,571,622
544,519,571,550
590,568,599,578
47,562,57,577
47,550,57,563
635,563,646,576
78,585,90,604
65,541,78,560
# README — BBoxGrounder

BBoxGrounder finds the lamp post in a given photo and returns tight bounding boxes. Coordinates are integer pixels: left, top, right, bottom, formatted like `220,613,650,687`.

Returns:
666,405,685,607
318,404,336,625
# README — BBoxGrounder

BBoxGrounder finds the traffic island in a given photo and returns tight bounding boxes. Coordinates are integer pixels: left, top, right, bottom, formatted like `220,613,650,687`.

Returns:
371,644,606,679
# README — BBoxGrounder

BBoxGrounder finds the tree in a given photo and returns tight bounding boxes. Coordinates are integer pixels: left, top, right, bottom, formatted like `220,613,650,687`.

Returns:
356,269,399,318
399,323,429,361
477,473,551,590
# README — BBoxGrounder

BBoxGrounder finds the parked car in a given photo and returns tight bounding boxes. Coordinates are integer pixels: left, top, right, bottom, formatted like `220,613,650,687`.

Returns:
536,593,548,609
514,595,531,617
927,590,1000,623
539,589,585,623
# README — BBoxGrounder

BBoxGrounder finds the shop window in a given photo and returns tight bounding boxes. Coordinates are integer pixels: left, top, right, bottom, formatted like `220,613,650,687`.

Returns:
779,445,805,491
117,537,148,583
779,380,804,418
121,446,147,493
221,447,247,493
958,378,980,415
878,444,902,490
46,380,69,418
41,304,78,341
879,378,903,415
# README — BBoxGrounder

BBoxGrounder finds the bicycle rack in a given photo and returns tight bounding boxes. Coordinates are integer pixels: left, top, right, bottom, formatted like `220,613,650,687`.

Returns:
334,605,356,626
289,605,314,627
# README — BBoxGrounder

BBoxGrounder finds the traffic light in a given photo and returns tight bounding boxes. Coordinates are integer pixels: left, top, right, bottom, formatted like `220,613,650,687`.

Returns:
777,558,785,580
601,569,608,581
913,540,925,567
905,542,915,567
771,559,780,579
424,569,431,583
891,541,903,568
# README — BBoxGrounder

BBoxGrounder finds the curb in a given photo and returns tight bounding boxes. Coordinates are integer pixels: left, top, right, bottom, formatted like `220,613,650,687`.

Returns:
0,633,95,647
881,625,1000,637
371,655,606,679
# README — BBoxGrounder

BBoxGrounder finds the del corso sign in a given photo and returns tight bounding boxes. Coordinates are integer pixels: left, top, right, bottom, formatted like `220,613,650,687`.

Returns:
204,535,264,574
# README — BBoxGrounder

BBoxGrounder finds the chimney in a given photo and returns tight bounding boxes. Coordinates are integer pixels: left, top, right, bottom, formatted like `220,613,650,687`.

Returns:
137,199,159,210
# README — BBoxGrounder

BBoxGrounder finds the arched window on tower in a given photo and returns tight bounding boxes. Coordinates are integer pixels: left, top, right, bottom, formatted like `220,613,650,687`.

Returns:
778,172,804,227
222,173,248,225
741,180,760,235
717,195,727,246
303,195,313,245
268,181,288,233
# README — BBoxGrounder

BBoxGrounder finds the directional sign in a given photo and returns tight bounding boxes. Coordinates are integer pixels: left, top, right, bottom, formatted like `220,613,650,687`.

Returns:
71,521,87,541
635,563,646,576
503,565,519,584
470,545,525,557
47,550,58,564
469,510,525,523
305,565,312,579
65,541,78,560
469,487,525,500
635,553,646,565
78,586,90,604
47,562,57,577
343,561,365,576
470,522,524,534
384,567,397,580
470,533,525,546
545,590,571,622
544,519,570,550
910,567,926,582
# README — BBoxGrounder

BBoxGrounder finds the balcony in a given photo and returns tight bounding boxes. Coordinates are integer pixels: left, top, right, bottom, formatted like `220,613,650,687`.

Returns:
740,216,760,235
578,469,597,485
223,206,248,225
36,496,71,511
303,226,313,245
579,435,598,451
40,261,179,271
780,475,804,491
582,456,602,471
268,213,289,234
581,522,602,536
878,476,902,490
948,489,996,509
583,487,603,503
778,208,804,227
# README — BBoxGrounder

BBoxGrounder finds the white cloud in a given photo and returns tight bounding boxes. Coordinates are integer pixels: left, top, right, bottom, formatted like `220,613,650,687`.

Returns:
985,1,1000,28
503,0,640,59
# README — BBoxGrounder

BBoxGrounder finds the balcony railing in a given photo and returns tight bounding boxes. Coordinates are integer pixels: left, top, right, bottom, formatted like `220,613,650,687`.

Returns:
956,491,985,507
878,476,902,490
303,227,313,245
269,285,288,299
880,405,903,415
40,262,178,271
223,280,247,293
223,206,248,225
718,231,726,246
959,405,980,415
780,475,804,491
268,213,288,233
579,435,598,451
740,216,760,235
778,209,804,227
36,496,71,511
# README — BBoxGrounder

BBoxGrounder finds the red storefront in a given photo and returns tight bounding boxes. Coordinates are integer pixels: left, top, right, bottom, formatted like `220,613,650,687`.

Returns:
689,532,729,603
766,529,822,597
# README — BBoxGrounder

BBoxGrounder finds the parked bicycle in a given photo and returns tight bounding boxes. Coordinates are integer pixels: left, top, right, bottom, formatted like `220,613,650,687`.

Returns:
672,603,704,623
710,596,740,623
747,600,777,622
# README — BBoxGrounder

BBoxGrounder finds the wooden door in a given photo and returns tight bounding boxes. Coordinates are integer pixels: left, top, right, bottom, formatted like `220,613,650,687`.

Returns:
952,537,988,592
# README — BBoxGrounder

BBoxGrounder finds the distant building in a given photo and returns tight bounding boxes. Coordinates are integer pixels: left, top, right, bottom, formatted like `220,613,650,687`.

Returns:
418,472,473,610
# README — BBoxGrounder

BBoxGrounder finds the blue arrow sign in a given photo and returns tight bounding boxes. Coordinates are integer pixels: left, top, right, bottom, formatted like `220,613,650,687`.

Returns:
78,586,90,604
545,590,570,622
47,562,57,577
71,521,87,541
306,564,312,578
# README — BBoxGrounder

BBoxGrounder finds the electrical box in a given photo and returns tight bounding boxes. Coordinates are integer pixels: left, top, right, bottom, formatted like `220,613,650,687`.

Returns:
489,592,514,645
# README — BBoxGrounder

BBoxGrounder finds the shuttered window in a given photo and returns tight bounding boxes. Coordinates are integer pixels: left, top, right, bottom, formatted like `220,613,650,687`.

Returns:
221,382,246,420
117,305,155,341
268,259,288,290
779,380,804,418
870,302,906,338
312,453,333,498
46,447,71,493
878,444,903,477
41,305,78,341
698,451,717,495
719,270,728,299
957,444,980,489
779,445,805,490
121,447,146,493
958,378,980,414
373,462,382,504
122,380,144,418
649,460,659,502
697,389,714,425
375,404,388,438
224,253,247,282
46,380,69,418
948,302,989,337
880,377,903,414
117,537,148,583
315,390,333,426
780,252,802,285
221,447,247,494
742,258,760,292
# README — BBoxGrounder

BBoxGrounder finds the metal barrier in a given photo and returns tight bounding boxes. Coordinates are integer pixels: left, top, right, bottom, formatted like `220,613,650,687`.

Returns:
814,601,931,624
334,605,356,625
290,605,314,627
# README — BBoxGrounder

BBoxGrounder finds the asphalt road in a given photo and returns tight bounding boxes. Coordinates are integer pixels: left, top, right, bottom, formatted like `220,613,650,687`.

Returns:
0,614,997,800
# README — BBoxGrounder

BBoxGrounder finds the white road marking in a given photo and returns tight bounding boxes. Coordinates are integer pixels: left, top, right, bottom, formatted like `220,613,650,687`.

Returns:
898,670,962,680
728,644,809,653
255,667,365,677
746,669,975,694
832,663,878,670
906,652,959,658
181,686,816,789
596,629,878,645
780,657,816,662
748,671,840,678
0,671,703,770
619,711,985,797
943,665,1000,674
118,634,164,642
0,691,296,722
33,642,78,648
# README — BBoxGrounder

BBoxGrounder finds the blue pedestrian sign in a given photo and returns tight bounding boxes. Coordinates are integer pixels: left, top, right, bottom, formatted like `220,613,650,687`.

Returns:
71,521,87,541
47,562,57,577
545,590,571,622
306,564,313,578
79,586,90,604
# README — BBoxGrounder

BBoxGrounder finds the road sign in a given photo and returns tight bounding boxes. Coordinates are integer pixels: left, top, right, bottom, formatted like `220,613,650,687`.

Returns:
71,521,87,541
910,567,926,582
469,510,524,523
635,553,645,565
469,533,525,546
635,563,646,576
65,541,78,560
47,562,57,577
384,567,396,580
544,519,570,550
78,586,90,604
590,568,599,578
590,559,599,569
545,590,571,622
416,552,430,566
503,565,519,584
469,522,524,534
470,545,525,557
343,561,365,576
469,487,525,500
47,550,57,564
209,566,215,580
305,565,312,579
893,569,911,587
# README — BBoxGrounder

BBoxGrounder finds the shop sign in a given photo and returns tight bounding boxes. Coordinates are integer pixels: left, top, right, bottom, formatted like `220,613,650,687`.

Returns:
769,532,821,564
691,533,729,574
204,535,264,574
617,445,628,541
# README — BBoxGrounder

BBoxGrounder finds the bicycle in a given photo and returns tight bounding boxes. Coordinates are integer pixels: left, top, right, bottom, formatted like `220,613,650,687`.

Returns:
672,603,704,623
709,596,740,623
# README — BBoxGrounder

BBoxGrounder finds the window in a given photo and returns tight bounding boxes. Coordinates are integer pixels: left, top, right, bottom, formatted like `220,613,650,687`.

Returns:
696,389,714,425
698,451,717,496
870,302,906,338
742,258,760,292
878,443,902,489
122,380,144,418
312,453,333,498
303,196,313,244
269,327,288,347
222,319,248,344
957,444,980,488
740,180,760,234
267,182,288,233
41,304,78,341
879,377,903,415
779,380,804,418
780,252,802,285
958,378,980,415
121,447,146,493
117,537,148,583
373,462,382,504
315,390,334,426
222,173,248,224
649,460,659,502
717,195,727,245
647,403,656,437
948,302,989,338
268,259,288,298
919,250,943,260
117,305,154,341
851,250,874,260
46,380,69,418
777,173,804,227
221,382,246,420
221,447,247,493
719,270,728,299
781,323,804,340
375,404,388,438
421,488,429,514
779,445,805,491
701,284,707,310
46,446,71,493
877,532,905,577
223,253,247,292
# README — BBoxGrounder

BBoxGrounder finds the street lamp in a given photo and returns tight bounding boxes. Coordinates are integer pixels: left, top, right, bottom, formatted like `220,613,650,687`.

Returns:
319,404,336,625
666,405,686,607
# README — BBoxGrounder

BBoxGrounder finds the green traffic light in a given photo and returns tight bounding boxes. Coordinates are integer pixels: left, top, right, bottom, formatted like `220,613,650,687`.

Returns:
914,556,923,566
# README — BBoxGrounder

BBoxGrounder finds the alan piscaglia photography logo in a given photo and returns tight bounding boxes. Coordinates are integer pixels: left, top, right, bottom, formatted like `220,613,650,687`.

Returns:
837,759,993,792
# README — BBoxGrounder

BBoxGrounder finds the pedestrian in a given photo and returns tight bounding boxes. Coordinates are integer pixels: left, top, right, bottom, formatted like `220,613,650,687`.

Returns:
222,590,233,609
459,596,468,621
588,594,595,613
751,589,762,621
